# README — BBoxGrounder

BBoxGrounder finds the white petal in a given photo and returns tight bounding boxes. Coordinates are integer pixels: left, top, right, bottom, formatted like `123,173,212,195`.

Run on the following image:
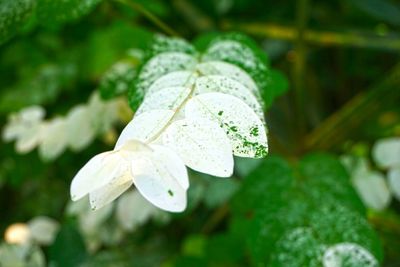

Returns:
163,119,233,177
20,106,46,122
194,75,264,120
138,52,197,94
115,109,174,149
196,61,259,97
372,137,400,168
89,180,132,210
70,151,127,201
38,118,68,160
185,92,268,158
147,70,196,96
131,154,187,212
116,190,156,231
352,171,391,211
136,86,191,115
66,105,96,151
388,167,400,201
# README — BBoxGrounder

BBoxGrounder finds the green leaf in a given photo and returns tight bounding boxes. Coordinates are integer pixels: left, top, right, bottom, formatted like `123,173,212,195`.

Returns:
99,60,137,100
49,223,88,267
36,0,103,25
204,178,239,208
230,154,381,265
0,0,35,45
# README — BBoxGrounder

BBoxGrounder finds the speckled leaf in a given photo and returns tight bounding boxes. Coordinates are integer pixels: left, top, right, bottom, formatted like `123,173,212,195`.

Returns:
194,75,264,120
163,119,234,177
136,86,191,115
196,61,259,97
0,0,35,44
131,145,188,212
115,109,175,149
147,71,196,96
185,92,268,158
323,243,378,267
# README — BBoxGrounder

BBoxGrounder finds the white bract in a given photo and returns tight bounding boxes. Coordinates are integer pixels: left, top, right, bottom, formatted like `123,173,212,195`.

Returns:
27,216,59,246
71,39,268,212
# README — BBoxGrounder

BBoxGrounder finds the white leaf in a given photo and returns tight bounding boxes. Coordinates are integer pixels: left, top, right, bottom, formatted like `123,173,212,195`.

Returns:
89,180,132,210
70,151,126,201
38,118,68,160
115,109,175,149
352,171,391,211
147,70,196,96
185,92,268,158
372,137,400,168
15,124,43,154
136,86,191,115
116,190,156,231
163,119,233,177
323,243,378,267
131,149,187,212
388,167,400,201
194,75,264,120
196,61,259,97
138,52,197,94
66,105,96,151
28,216,59,246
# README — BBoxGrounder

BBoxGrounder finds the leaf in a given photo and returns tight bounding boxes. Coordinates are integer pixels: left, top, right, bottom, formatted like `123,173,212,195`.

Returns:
351,170,391,211
99,61,137,100
230,154,381,265
38,118,69,161
36,0,103,25
388,167,400,201
269,227,324,267
163,118,234,177
372,137,400,168
115,109,175,148
0,0,35,45
49,223,87,267
323,243,379,267
185,92,268,158
130,145,188,212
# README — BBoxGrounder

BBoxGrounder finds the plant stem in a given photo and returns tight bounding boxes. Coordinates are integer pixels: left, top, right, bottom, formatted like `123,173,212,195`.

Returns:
292,0,310,148
113,0,179,36
222,22,400,51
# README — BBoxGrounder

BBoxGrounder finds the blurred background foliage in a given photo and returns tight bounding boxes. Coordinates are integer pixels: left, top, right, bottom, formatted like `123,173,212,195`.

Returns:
0,0,400,266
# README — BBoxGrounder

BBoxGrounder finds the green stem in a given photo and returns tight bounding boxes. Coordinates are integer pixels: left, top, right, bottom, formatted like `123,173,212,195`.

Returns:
293,0,310,150
113,0,179,36
222,22,400,51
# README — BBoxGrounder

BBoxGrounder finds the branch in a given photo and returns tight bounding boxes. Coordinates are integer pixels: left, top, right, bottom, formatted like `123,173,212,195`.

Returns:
113,0,179,36
222,22,400,51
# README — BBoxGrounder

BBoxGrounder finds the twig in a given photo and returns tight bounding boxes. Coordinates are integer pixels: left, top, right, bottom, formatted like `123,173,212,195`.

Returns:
292,0,310,147
222,22,400,51
113,0,179,36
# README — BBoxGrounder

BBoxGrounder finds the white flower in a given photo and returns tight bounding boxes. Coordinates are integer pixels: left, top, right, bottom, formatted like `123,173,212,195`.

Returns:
70,139,189,212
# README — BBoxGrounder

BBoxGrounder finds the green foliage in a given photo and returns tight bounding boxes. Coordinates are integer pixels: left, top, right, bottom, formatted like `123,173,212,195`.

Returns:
0,0,104,45
230,154,381,266
49,223,88,267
